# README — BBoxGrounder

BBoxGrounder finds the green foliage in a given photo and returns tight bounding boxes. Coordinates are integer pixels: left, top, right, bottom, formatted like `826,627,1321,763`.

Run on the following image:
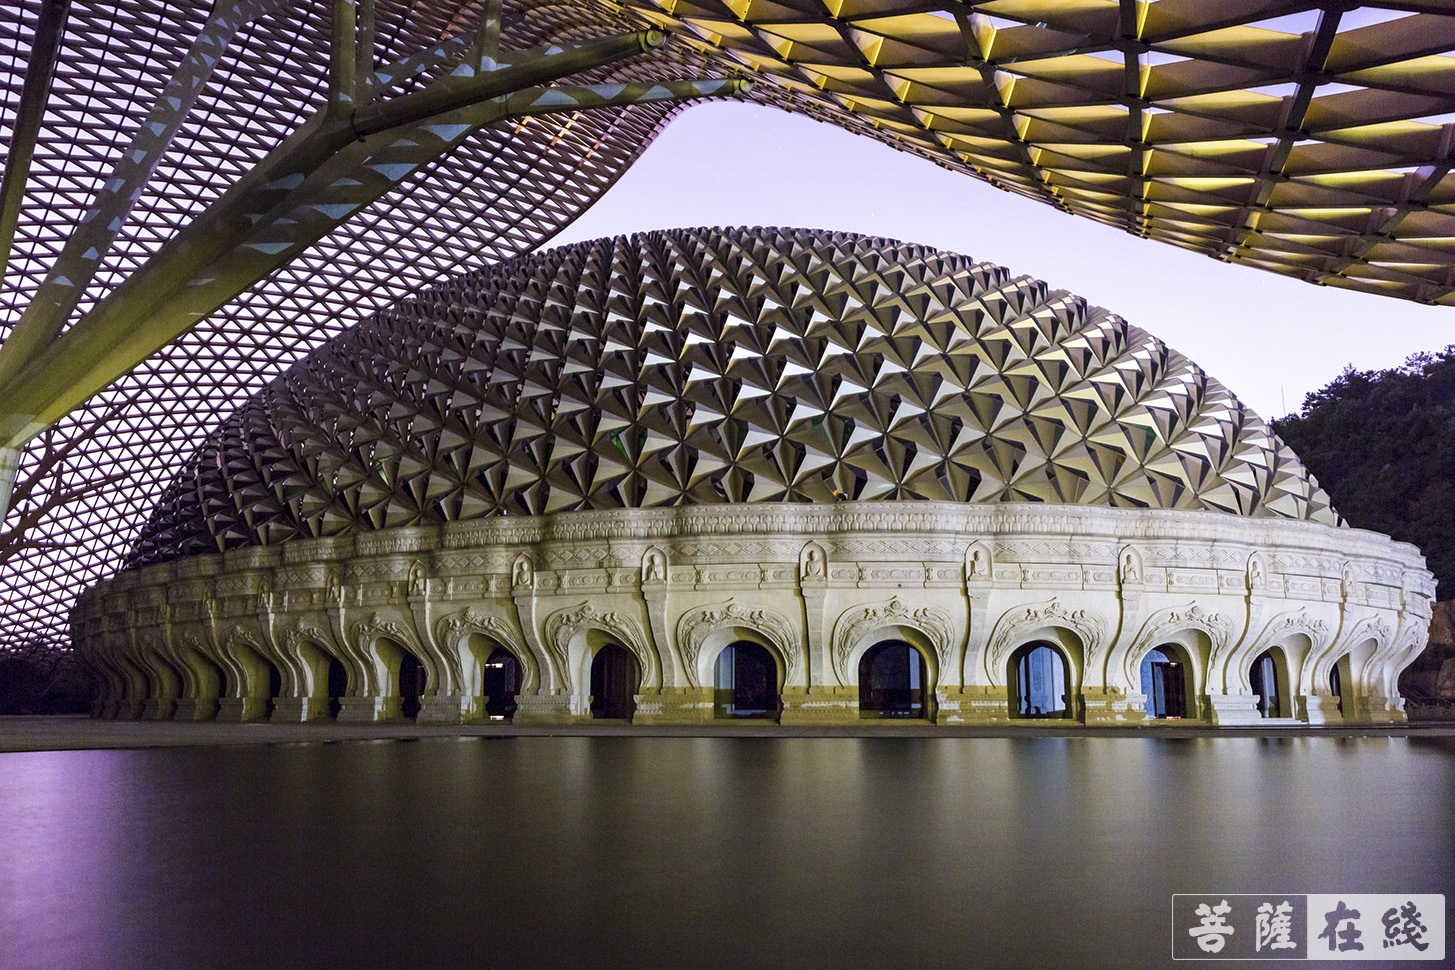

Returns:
1272,347,1455,598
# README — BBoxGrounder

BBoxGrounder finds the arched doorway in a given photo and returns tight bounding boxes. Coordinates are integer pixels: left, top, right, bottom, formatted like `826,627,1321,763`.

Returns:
327,655,348,719
398,651,425,719
1329,660,1345,715
713,641,778,719
1010,643,1070,719
858,640,928,719
1250,649,1281,718
1139,647,1188,719
590,643,639,719
482,647,521,720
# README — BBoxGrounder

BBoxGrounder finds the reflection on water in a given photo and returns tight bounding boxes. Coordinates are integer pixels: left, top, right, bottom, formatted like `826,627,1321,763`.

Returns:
1,737,1452,970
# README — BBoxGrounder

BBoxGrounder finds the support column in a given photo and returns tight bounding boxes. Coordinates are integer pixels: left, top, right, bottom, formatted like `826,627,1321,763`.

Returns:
631,687,713,724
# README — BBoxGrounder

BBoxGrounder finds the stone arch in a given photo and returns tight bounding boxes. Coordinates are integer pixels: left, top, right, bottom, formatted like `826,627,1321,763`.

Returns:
278,624,339,698
1116,603,1231,716
219,628,282,721
435,607,539,695
546,601,655,699
984,598,1104,690
172,635,225,720
1305,614,1390,696
135,634,183,719
351,613,433,698
830,596,955,689
1223,609,1329,695
677,601,799,689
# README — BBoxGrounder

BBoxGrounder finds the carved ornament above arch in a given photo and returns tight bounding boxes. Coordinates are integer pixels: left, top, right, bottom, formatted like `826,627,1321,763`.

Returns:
831,596,956,684
676,600,799,685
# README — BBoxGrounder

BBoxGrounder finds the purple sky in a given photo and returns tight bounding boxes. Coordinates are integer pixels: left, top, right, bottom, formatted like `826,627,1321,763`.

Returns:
553,101,1453,422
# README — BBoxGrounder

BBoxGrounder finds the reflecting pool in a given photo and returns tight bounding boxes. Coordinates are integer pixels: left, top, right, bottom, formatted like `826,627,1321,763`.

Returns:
1,737,1452,969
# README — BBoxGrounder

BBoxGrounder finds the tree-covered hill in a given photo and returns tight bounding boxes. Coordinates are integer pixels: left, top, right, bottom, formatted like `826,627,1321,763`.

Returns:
1272,348,1455,599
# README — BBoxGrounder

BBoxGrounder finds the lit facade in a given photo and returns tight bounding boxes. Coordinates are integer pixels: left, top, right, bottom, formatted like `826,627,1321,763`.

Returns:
72,228,1435,726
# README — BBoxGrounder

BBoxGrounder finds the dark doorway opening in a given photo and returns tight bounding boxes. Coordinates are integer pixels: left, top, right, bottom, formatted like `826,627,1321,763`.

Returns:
265,660,282,717
1011,643,1070,718
1251,650,1280,718
1139,647,1187,719
482,647,521,720
714,641,777,718
1329,663,1343,714
858,641,928,718
327,656,348,718
399,651,425,719
590,644,639,719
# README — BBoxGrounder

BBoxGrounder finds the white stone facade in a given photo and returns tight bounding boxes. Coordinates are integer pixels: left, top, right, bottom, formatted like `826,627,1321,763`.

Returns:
72,502,1434,728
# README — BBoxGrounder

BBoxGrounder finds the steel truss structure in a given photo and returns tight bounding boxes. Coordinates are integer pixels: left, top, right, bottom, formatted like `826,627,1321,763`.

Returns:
1,0,1452,651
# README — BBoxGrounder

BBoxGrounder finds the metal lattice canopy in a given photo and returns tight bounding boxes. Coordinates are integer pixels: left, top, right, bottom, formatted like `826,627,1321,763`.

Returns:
0,0,1447,650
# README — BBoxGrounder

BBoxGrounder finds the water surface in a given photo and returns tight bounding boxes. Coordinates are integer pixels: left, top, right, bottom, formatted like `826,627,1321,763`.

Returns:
1,737,1451,969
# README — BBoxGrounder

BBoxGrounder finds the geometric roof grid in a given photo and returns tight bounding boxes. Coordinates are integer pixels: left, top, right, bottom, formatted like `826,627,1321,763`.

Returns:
626,0,1455,305
129,226,1338,567
2,0,1440,648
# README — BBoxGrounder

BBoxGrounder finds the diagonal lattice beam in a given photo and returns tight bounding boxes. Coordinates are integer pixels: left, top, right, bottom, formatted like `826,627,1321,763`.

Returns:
0,26,746,451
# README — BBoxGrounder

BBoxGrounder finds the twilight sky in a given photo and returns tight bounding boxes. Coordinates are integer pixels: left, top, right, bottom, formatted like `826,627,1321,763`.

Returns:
552,101,1453,422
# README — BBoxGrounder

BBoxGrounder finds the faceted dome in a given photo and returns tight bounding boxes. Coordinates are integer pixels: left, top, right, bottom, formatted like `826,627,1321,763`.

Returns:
129,227,1336,565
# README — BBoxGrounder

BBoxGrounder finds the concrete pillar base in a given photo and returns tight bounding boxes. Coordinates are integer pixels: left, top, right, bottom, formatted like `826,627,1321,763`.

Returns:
140,698,176,721
1354,694,1407,725
417,693,469,725
1082,688,1147,726
216,696,270,722
779,687,858,725
934,687,1011,725
511,691,577,725
632,687,713,724
172,697,220,721
336,695,392,722
1304,693,1344,725
1207,693,1264,726
270,696,331,722
117,699,146,720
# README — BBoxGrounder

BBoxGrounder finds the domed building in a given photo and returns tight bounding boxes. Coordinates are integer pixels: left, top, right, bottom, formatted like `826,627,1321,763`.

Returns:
73,227,1433,727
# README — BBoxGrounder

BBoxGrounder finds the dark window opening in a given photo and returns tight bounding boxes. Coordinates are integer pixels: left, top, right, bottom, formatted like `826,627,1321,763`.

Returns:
1139,647,1187,719
482,647,521,720
1251,651,1280,718
714,642,778,718
859,641,928,719
1011,643,1070,719
1329,663,1343,714
590,644,639,719
399,652,425,719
